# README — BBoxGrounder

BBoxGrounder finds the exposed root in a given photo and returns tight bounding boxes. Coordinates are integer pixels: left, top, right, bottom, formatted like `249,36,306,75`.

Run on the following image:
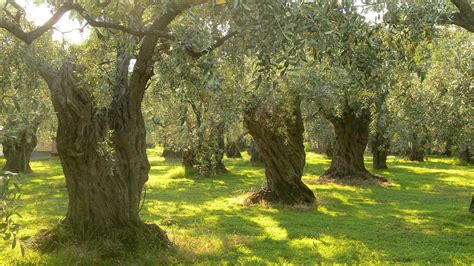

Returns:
31,222,172,259
310,171,392,187
244,188,276,205
244,187,315,206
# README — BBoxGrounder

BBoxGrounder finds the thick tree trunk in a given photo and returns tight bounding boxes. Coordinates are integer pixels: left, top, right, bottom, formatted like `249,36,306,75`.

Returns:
244,97,315,205
460,145,471,164
248,140,264,163
321,111,387,183
325,140,334,158
409,145,425,162
469,195,474,213
408,134,425,162
226,140,242,158
183,125,227,175
443,139,453,157
371,131,388,169
35,62,169,251
2,127,38,174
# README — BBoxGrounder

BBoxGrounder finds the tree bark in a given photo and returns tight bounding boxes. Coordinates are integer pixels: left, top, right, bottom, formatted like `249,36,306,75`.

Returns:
183,124,227,175
248,140,264,163
1,0,224,252
40,63,166,241
443,138,453,157
325,140,334,158
460,145,471,164
244,97,315,205
321,110,386,183
408,138,425,162
225,140,242,158
2,127,38,174
371,131,388,169
470,195,474,213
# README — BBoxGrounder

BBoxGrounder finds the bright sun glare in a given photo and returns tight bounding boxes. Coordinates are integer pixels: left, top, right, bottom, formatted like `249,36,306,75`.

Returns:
16,0,90,44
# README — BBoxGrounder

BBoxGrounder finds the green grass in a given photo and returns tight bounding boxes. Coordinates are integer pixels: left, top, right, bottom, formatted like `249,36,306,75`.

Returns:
1,149,473,264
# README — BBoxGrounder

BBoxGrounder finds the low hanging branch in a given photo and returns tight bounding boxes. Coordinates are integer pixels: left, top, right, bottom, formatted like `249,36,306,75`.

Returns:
0,0,173,44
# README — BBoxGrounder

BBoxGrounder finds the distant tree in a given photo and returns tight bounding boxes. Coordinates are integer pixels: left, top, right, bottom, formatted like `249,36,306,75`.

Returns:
303,7,396,183
423,29,473,163
0,34,51,173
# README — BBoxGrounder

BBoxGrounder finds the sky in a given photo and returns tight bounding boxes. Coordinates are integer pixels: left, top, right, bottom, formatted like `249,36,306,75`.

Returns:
13,0,380,45
16,0,91,44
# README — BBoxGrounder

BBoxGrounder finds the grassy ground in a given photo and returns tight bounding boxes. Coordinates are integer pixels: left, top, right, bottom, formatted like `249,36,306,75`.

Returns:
1,149,473,264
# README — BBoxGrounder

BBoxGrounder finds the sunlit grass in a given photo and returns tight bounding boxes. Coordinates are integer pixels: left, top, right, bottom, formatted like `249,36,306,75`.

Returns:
0,150,473,264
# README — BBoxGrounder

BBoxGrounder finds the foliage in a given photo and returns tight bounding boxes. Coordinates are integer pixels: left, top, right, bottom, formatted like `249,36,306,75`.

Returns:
0,171,27,256
0,32,54,151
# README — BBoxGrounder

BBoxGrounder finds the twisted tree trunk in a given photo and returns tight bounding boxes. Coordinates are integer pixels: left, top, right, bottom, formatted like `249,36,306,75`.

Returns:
35,62,168,247
248,140,264,163
460,145,471,164
1,0,226,253
244,97,315,205
371,131,388,169
2,126,38,174
321,110,386,183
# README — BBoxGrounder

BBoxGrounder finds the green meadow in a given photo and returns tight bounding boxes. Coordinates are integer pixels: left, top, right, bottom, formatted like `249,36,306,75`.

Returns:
1,149,473,264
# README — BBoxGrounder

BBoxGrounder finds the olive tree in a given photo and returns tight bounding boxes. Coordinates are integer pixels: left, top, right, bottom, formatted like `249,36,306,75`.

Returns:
0,34,51,174
0,0,236,248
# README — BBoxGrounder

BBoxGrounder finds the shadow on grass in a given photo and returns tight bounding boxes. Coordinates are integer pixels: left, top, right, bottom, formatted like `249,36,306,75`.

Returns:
1,151,473,264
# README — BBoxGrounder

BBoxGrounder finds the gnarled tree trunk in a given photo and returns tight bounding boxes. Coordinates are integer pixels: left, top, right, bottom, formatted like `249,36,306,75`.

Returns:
35,59,169,250
2,126,38,174
248,140,264,163
183,124,227,175
460,145,471,164
321,110,386,183
443,138,453,157
408,143,425,162
407,133,426,162
371,131,388,169
54,63,167,236
244,97,315,205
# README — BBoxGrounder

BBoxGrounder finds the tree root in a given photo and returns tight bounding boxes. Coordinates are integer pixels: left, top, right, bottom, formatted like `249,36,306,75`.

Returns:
30,221,172,258
245,188,276,205
311,170,392,187
244,187,315,206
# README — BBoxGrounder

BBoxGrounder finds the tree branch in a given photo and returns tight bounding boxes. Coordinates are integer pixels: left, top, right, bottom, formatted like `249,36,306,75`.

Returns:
186,30,238,58
0,1,173,45
0,2,75,44
129,0,208,102
450,0,474,32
